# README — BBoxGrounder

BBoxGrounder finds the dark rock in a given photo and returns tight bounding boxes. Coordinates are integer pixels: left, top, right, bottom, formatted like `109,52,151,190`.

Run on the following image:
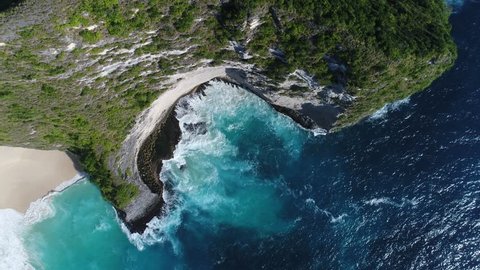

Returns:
125,70,342,233
299,103,342,130
118,197,164,233
183,122,207,135
130,107,181,233
271,103,318,130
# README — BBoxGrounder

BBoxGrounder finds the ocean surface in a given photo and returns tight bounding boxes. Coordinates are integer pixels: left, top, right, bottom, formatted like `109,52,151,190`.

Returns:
2,1,479,269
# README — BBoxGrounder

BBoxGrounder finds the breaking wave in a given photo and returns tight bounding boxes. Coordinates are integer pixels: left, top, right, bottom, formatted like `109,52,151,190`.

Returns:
0,175,85,270
369,97,411,121
0,209,33,270
128,80,306,251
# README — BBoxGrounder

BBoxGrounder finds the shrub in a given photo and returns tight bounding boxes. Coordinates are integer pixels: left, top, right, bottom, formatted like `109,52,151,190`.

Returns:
41,84,57,97
79,30,102,43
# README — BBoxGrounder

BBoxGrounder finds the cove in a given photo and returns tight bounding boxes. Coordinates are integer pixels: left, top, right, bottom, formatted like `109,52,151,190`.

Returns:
22,2,480,269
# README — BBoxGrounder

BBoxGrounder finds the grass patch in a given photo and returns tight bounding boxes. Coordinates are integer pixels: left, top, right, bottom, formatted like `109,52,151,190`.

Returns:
79,30,102,43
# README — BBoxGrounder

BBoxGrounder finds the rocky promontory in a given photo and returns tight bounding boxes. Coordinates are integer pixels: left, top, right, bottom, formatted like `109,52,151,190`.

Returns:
0,0,457,233
117,66,341,233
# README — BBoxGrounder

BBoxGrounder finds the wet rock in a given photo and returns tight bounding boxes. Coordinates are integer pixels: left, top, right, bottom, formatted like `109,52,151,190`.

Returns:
183,122,207,135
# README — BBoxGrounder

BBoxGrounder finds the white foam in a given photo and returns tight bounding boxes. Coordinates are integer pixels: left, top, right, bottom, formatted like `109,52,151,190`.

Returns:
364,197,417,208
0,209,34,270
330,213,348,223
305,198,347,223
94,219,112,232
24,174,86,225
365,197,396,206
0,174,86,268
312,128,328,136
369,97,410,121
118,177,184,251
119,203,183,254
23,197,56,225
53,173,86,192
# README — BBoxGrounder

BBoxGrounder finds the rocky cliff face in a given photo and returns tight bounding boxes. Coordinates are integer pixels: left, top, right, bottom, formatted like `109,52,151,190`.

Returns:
0,0,456,232
120,68,335,232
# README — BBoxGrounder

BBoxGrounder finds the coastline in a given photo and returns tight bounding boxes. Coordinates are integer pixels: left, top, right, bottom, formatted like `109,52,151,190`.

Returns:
0,173,85,270
0,66,332,234
119,66,326,233
0,146,81,213
117,66,230,232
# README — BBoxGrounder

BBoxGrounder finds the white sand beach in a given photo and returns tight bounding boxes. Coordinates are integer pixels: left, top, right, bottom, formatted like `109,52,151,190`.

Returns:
0,146,78,213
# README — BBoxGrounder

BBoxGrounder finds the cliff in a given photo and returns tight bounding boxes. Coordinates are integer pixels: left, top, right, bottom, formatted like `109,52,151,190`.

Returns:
0,0,456,232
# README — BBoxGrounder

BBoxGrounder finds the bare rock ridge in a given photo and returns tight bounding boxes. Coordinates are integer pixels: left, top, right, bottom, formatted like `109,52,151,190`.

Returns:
121,108,180,233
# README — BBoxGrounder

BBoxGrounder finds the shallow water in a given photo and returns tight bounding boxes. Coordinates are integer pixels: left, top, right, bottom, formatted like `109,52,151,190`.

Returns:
13,1,480,269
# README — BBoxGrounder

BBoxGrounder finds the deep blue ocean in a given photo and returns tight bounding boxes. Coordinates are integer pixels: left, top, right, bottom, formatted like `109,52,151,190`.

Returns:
10,1,480,269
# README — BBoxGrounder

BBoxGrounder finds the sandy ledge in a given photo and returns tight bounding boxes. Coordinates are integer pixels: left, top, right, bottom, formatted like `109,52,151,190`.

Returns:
0,146,79,213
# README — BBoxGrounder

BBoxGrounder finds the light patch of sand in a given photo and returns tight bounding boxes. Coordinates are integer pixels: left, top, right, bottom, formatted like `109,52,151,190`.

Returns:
125,66,228,160
0,146,78,213
85,24,98,31
66,42,76,51
249,18,262,30
118,66,230,222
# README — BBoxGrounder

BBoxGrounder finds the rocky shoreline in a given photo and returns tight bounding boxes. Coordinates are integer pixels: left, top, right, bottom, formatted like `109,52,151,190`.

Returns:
122,70,334,233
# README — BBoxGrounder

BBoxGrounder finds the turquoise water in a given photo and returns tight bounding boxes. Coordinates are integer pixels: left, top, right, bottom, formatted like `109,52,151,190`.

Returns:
24,181,180,269
160,81,305,234
14,2,480,268
22,81,309,269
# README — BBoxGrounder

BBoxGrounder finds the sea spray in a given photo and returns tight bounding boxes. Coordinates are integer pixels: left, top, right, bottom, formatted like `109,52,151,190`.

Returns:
166,80,305,231
0,209,34,270
369,97,411,121
120,203,183,253
0,175,88,269
24,174,86,225
125,80,307,251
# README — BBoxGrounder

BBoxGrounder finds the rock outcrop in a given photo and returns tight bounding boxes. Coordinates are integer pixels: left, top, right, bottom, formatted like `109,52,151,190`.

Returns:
119,67,341,233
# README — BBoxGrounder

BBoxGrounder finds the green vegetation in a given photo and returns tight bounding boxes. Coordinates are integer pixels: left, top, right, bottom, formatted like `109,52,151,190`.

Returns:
0,90,12,98
66,0,199,36
217,0,457,126
71,143,139,209
0,0,456,209
79,29,102,43
40,84,57,97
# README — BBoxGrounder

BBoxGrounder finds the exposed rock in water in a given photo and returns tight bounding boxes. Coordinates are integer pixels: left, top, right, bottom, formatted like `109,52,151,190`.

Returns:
122,73,331,232
124,108,181,233
183,122,207,135
0,0,457,236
